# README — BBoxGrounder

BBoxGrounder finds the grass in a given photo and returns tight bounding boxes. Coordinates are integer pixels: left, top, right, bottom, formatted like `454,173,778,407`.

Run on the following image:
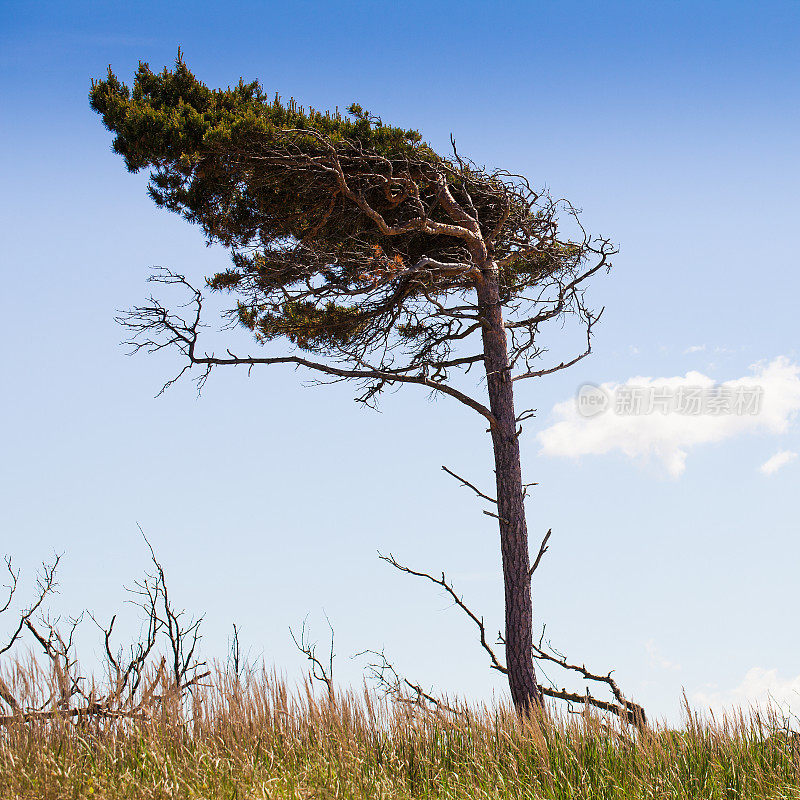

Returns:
1,657,799,799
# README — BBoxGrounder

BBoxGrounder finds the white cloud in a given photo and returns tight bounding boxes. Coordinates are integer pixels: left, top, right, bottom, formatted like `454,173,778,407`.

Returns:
537,357,800,477
760,450,797,476
645,638,681,671
692,667,800,717
684,344,706,354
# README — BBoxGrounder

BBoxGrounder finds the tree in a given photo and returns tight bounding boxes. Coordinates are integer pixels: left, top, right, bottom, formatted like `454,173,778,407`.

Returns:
0,544,208,725
90,54,614,715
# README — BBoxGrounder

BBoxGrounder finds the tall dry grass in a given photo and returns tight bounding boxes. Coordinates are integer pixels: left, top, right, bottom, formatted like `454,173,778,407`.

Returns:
1,655,799,799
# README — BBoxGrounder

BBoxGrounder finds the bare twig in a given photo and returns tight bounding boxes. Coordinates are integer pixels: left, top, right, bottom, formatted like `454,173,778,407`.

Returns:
380,551,646,728
357,648,459,716
129,527,208,696
533,627,647,728
379,553,507,674
0,554,61,658
290,614,336,703
0,536,211,727
529,529,552,577
441,465,497,504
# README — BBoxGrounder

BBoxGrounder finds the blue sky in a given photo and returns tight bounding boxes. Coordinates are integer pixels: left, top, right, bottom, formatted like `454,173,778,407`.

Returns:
1,0,799,725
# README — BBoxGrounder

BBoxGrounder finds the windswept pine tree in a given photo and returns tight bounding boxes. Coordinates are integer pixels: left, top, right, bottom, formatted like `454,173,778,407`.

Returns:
91,54,614,714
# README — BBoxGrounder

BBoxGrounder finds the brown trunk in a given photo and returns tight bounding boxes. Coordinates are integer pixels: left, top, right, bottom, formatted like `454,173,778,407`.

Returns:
477,264,543,714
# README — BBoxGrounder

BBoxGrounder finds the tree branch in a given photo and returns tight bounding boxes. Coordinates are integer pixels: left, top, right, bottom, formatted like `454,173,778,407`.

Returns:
379,551,646,728
529,529,552,577
441,465,497,504
0,554,60,658
357,647,460,716
290,614,336,703
533,627,647,728
119,271,499,429
1,536,211,727
378,553,507,674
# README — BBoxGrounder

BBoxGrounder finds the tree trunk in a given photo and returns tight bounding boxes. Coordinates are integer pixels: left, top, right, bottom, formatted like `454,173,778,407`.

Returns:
477,264,544,714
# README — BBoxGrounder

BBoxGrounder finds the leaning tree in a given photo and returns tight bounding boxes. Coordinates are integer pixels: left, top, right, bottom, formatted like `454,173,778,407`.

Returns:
90,56,615,715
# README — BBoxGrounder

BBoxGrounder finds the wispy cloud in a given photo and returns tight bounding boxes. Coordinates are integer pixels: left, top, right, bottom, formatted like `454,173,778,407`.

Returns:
760,450,797,476
684,344,706,354
537,357,800,477
645,639,681,671
692,667,800,716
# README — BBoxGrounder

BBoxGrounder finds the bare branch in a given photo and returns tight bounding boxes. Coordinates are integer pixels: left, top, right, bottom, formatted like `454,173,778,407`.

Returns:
357,647,460,716
538,684,643,725
0,557,19,615
290,614,335,703
482,509,510,525
533,627,647,728
0,536,216,727
511,309,602,383
379,549,646,728
441,465,497,504
529,529,552,577
130,527,208,695
118,271,499,430
378,553,507,674
0,554,61,658
25,612,87,710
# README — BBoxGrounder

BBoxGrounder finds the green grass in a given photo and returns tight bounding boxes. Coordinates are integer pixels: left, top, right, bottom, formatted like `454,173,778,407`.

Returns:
1,659,799,799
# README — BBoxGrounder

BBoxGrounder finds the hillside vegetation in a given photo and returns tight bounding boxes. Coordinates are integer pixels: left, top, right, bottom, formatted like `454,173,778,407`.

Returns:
1,657,799,799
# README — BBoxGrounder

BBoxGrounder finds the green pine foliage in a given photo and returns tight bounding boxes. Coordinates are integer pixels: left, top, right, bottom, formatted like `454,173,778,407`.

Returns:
90,52,433,253
91,55,587,361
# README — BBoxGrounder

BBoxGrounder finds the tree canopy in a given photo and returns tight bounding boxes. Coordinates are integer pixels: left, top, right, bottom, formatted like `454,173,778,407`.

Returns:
91,55,609,408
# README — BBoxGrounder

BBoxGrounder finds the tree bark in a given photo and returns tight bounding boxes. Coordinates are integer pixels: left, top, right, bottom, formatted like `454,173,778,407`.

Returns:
477,263,544,714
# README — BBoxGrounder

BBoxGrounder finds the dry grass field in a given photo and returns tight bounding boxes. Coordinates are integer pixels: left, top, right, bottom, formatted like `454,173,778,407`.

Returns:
1,656,799,799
